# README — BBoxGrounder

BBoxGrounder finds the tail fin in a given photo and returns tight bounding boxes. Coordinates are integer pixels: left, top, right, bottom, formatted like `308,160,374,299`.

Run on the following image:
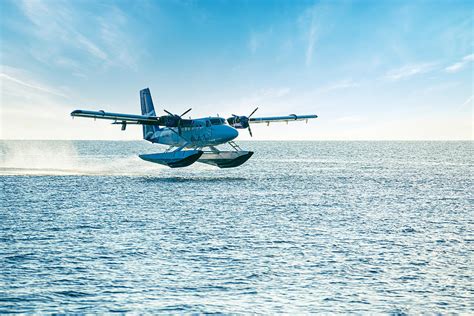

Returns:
140,88,159,141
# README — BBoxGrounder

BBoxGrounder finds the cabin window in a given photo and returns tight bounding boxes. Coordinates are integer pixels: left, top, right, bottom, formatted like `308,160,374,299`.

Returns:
210,118,225,125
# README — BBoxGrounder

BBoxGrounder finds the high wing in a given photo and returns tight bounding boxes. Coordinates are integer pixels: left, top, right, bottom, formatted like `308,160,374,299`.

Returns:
71,110,161,125
250,114,318,124
227,111,318,137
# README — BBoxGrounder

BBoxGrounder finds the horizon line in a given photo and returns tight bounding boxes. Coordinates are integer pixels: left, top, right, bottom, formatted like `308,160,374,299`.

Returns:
1,139,472,142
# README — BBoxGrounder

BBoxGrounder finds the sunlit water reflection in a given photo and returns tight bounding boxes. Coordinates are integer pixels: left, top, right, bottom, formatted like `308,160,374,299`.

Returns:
1,141,472,313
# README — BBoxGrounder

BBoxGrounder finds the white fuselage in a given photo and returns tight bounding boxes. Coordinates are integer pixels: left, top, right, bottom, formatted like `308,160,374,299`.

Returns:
149,117,239,148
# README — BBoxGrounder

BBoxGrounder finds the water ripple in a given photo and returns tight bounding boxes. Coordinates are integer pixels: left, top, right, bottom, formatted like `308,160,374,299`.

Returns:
1,141,473,313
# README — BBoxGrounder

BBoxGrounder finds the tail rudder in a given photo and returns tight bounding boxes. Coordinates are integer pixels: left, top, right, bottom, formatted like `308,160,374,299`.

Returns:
140,88,159,141
140,88,156,116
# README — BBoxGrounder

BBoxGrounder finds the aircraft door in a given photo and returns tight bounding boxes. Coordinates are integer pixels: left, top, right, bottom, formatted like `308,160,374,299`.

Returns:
205,120,212,141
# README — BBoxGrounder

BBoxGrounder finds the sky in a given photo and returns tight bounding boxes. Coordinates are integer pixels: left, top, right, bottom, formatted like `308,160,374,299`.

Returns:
0,0,472,140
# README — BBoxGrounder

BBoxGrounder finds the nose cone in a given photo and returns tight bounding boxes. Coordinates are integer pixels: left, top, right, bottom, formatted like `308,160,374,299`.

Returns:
224,126,239,141
212,125,238,144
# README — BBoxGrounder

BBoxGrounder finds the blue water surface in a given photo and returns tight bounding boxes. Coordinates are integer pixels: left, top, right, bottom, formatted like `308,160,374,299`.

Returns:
1,141,473,313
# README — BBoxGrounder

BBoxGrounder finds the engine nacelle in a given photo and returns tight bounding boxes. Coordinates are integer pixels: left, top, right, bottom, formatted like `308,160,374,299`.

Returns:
227,116,249,129
160,115,180,127
159,115,194,128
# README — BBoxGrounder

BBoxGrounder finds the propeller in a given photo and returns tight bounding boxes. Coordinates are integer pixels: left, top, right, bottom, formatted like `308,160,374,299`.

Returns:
229,107,258,137
248,107,259,118
163,108,192,135
247,107,258,137
180,108,192,117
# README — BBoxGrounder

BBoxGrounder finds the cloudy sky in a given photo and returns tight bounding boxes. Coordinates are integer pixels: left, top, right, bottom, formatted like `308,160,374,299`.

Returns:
0,0,472,140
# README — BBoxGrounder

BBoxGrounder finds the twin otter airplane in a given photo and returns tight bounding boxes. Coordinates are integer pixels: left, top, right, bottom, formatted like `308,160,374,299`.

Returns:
71,88,318,168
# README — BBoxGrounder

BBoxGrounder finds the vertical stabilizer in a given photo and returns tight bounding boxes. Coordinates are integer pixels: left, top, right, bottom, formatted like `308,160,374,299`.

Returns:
140,88,159,141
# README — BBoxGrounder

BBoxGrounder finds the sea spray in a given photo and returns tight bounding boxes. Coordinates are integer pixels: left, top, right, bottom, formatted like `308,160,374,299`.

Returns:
0,140,172,176
0,140,80,175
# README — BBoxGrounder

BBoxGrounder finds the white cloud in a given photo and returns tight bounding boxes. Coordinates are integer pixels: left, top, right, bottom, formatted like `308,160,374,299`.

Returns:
465,54,474,61
0,66,68,98
445,62,464,73
445,54,474,73
17,0,108,62
97,6,138,69
298,3,329,66
305,12,318,66
14,0,137,69
75,33,108,61
316,79,360,94
0,73,66,98
459,95,473,110
0,66,140,140
385,63,436,80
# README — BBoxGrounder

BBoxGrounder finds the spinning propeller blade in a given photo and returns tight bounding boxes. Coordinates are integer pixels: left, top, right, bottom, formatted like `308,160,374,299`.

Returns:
248,107,258,118
246,107,258,136
180,108,192,117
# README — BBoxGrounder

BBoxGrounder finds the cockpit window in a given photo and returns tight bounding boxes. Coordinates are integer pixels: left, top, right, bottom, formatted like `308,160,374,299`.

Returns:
210,118,225,125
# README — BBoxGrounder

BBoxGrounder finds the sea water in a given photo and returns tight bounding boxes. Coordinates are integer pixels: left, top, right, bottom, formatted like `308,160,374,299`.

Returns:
0,140,472,313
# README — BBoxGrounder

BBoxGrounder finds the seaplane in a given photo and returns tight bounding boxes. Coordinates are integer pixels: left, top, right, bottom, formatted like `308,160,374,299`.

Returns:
71,88,318,168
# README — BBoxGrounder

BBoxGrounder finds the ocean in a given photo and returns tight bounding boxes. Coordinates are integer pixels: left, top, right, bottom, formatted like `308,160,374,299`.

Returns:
1,140,472,313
